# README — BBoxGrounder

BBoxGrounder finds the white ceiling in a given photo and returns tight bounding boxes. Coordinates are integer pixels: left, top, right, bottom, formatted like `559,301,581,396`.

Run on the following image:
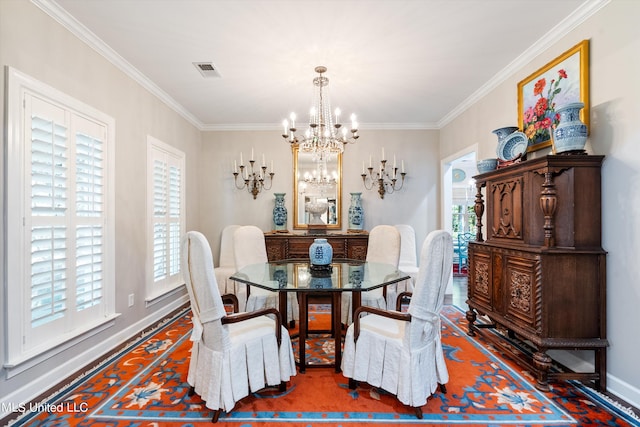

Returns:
42,0,601,131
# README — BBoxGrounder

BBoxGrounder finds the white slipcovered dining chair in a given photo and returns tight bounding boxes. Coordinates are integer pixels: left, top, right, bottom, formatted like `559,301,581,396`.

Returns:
214,225,247,311
341,225,401,325
233,225,299,322
182,231,296,422
341,230,453,419
388,224,419,310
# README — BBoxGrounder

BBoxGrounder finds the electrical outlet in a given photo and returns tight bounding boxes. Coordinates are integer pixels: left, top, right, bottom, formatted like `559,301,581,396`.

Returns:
128,294,134,307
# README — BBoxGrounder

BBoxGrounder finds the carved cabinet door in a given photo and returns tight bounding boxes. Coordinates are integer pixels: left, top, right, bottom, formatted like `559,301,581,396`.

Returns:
502,251,540,335
489,176,524,242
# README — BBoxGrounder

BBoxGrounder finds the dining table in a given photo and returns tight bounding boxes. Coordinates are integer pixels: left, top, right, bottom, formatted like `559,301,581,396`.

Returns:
230,258,410,373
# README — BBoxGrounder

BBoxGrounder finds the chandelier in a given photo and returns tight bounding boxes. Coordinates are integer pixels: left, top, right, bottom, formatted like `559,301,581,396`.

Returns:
299,162,338,195
282,66,359,161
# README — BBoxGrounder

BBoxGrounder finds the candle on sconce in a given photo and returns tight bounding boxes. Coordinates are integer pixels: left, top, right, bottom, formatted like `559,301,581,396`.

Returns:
234,160,237,173
393,154,396,169
362,161,365,174
282,119,288,135
271,160,274,173
334,108,341,124
251,148,254,161
381,147,385,160
402,160,405,173
240,152,243,166
369,155,372,167
290,112,296,128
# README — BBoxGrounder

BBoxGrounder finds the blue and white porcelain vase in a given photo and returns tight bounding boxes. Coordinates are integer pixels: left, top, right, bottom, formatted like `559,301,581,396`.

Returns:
272,193,287,232
348,192,364,231
553,102,588,154
309,238,333,266
492,126,519,144
348,264,364,286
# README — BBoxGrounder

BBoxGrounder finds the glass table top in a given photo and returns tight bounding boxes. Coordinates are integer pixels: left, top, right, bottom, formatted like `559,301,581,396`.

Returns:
230,259,410,293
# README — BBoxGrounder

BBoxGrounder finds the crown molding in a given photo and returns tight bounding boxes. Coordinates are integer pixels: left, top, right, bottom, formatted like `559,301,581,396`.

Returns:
200,122,439,132
34,0,609,132
32,0,205,130
438,0,611,128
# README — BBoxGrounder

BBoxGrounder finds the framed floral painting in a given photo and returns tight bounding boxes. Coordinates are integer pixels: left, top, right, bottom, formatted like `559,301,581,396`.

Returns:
517,39,589,152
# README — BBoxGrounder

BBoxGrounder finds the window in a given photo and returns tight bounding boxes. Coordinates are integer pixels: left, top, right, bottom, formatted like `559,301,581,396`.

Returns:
146,136,185,301
5,68,116,372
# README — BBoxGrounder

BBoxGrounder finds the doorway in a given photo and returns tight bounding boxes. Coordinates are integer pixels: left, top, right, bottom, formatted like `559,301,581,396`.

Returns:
441,147,477,304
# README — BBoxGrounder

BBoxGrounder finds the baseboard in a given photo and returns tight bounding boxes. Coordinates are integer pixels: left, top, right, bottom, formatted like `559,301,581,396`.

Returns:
549,349,640,412
444,292,453,306
0,295,189,420
607,373,640,412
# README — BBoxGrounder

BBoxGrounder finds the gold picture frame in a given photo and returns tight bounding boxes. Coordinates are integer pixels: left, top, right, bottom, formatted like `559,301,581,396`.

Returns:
517,39,589,153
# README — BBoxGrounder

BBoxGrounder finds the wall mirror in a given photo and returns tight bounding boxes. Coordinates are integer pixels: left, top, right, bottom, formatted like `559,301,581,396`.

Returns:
293,146,342,230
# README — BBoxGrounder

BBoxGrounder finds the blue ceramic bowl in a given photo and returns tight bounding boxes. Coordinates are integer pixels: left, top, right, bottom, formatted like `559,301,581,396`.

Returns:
477,158,498,174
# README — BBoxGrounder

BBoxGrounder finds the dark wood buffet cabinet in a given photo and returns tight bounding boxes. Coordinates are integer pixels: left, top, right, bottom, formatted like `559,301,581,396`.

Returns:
466,155,607,392
264,232,369,261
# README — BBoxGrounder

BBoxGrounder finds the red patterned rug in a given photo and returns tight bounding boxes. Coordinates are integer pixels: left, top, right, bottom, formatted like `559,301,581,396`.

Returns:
8,305,640,427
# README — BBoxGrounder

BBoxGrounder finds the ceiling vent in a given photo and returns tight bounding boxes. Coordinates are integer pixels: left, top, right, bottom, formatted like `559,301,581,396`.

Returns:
193,62,221,78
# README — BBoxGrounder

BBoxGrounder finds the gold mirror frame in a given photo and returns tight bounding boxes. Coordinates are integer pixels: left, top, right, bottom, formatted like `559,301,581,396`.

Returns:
292,146,342,230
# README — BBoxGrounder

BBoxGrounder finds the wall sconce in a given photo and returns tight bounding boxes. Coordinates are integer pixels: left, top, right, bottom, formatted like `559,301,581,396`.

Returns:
233,148,274,199
361,147,406,199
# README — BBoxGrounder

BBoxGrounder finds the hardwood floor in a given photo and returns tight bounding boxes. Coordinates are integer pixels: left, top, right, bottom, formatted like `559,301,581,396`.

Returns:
452,273,468,309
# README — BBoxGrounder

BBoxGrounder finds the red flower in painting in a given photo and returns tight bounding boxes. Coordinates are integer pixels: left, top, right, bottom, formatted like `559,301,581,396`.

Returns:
533,78,546,96
523,69,568,143
534,97,548,117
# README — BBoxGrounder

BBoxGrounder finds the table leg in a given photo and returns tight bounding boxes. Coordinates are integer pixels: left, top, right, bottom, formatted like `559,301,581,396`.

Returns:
299,293,308,373
278,291,288,328
333,292,342,373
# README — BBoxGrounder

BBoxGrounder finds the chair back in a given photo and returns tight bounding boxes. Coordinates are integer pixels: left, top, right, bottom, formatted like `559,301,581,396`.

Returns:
219,224,241,268
395,224,418,269
233,225,268,270
181,231,226,324
366,225,401,267
408,230,453,319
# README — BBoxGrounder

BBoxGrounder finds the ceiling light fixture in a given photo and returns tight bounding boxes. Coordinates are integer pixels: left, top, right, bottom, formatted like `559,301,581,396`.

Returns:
282,66,359,161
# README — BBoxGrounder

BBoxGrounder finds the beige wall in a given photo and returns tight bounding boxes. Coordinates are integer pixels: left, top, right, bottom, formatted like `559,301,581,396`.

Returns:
440,0,640,407
0,0,200,400
200,129,440,264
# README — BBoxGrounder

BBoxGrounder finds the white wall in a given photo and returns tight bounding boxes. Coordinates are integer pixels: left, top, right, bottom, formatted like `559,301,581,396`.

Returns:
439,0,640,408
0,0,200,404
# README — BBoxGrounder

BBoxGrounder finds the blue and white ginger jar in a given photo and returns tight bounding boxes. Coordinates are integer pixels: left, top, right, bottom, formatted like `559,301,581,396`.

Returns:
309,238,333,266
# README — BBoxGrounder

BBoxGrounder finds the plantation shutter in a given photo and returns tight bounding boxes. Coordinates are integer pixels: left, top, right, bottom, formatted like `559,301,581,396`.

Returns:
6,68,115,369
29,99,69,332
25,95,108,347
148,137,184,297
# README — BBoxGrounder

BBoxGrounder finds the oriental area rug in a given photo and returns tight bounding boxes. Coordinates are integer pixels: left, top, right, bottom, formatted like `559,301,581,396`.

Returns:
7,305,640,427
